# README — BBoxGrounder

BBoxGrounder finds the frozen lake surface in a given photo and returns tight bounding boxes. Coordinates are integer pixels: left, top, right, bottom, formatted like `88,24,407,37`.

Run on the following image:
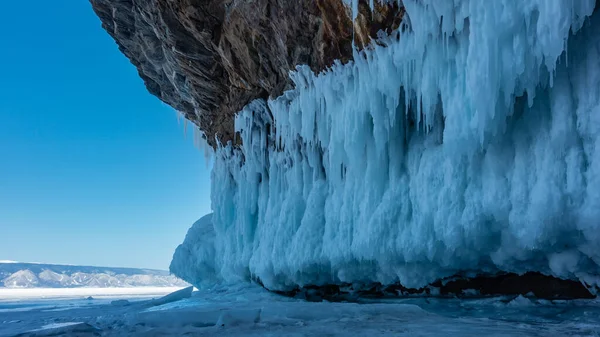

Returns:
1,285,600,336
0,287,185,301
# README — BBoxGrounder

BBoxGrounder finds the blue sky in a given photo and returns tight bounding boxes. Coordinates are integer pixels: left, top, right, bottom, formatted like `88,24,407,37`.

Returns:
0,2,212,270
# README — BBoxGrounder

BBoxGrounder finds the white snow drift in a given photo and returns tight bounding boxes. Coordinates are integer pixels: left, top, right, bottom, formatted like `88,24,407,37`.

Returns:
172,0,600,290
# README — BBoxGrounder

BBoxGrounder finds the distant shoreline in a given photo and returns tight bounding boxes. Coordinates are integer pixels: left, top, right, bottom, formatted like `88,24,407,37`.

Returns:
0,287,186,301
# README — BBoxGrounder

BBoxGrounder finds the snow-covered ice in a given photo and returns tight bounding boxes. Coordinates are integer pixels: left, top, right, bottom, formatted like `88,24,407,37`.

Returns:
0,287,185,301
170,0,600,292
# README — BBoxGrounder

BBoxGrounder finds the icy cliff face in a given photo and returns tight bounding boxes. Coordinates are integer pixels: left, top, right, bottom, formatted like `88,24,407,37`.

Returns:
172,0,600,291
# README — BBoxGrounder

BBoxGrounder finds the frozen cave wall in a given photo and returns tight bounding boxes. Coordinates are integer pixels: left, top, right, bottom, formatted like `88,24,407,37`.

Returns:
92,0,600,296
173,0,600,295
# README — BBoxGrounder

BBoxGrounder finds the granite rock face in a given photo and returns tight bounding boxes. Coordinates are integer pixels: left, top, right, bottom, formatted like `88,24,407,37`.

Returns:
90,0,404,146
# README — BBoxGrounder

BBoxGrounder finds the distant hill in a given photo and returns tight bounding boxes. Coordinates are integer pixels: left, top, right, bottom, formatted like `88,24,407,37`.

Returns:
0,262,188,288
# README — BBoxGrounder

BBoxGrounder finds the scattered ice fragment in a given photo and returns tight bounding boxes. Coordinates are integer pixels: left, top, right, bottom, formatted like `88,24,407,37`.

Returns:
23,322,101,336
111,299,131,307
149,286,193,307
507,295,533,307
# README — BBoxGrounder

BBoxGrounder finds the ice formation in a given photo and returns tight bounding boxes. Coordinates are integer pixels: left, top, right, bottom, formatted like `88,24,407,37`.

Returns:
171,214,218,289
172,0,600,291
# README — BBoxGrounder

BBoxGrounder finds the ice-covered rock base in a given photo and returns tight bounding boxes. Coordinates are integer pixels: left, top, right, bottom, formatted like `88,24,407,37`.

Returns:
172,0,600,293
172,215,596,299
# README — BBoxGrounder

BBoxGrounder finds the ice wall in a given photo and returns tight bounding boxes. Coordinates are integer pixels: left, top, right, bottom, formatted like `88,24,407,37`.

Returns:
174,0,600,291
170,214,219,288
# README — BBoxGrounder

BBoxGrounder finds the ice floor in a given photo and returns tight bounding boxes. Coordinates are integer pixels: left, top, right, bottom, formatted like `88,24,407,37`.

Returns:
2,285,600,336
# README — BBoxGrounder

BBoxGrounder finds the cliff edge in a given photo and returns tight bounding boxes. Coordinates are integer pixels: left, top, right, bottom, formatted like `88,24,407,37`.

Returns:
90,0,403,146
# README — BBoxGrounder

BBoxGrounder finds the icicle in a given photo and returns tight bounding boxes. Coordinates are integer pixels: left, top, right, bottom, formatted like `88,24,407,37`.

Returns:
174,0,600,292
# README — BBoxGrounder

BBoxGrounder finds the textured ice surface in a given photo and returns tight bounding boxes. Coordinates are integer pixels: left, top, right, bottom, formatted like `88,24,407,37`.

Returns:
5,285,600,336
173,0,600,291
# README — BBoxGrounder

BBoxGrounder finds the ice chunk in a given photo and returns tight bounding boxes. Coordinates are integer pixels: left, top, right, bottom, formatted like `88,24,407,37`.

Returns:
111,299,131,307
21,322,101,336
507,295,534,307
170,214,218,288
149,286,194,307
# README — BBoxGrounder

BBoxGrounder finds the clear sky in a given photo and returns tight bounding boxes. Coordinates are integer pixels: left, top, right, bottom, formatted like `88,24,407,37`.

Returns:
0,2,212,270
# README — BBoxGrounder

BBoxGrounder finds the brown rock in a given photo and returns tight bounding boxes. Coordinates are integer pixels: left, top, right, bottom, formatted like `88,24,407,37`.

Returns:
90,0,404,147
